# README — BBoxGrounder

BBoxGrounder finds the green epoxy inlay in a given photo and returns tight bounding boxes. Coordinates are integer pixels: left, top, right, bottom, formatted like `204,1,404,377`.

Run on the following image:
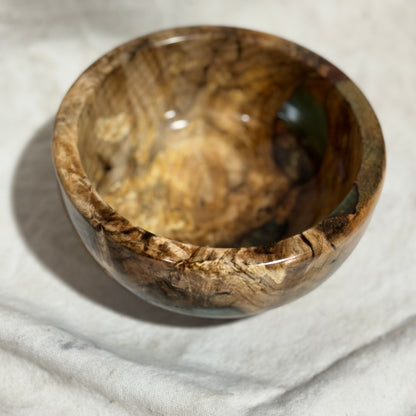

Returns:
327,183,359,218
277,86,328,160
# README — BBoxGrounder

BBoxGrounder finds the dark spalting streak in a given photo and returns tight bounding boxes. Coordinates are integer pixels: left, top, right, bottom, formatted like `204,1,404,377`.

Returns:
150,280,192,305
179,249,220,267
149,46,169,88
188,246,202,262
321,218,348,251
95,154,112,191
160,279,177,292
139,230,155,251
235,35,243,60
142,231,155,241
175,62,210,117
204,250,220,262
157,242,170,254
127,39,152,62
201,63,210,81
97,154,112,172
300,233,315,257
141,231,155,241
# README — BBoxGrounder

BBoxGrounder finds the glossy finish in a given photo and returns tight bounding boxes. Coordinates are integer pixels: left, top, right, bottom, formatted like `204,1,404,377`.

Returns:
53,26,385,318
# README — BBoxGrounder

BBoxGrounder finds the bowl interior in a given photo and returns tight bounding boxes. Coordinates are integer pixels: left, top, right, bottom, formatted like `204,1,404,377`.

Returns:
77,29,362,248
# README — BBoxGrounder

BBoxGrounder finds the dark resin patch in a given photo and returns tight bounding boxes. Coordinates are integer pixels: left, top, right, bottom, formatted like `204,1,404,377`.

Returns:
236,221,288,247
274,86,328,184
327,183,359,218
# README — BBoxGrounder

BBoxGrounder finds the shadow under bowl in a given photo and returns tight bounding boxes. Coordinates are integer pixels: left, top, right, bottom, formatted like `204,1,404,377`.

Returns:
52,26,385,318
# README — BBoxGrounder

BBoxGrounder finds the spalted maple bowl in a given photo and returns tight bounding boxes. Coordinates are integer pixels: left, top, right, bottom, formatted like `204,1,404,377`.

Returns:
53,26,385,318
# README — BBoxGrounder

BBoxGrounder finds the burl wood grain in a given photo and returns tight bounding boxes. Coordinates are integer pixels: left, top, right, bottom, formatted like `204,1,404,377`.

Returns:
53,26,385,317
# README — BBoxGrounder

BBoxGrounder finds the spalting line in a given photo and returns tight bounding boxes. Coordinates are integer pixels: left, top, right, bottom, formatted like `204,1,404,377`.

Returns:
300,233,315,257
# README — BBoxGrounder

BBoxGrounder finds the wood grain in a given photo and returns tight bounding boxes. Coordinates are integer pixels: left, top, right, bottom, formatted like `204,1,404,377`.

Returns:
53,26,385,317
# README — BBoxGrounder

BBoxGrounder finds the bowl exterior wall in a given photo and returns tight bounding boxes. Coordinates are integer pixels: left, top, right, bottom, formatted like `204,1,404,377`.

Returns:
58,179,371,318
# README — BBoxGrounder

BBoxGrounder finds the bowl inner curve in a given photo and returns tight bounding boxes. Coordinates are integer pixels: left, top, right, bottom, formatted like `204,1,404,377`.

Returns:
77,30,362,247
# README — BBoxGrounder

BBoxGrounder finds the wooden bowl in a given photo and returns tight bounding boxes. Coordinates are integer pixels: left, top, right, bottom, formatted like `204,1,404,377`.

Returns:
53,26,385,318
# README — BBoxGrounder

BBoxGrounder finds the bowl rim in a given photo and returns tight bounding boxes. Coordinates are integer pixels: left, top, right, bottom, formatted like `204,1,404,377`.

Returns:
52,25,385,268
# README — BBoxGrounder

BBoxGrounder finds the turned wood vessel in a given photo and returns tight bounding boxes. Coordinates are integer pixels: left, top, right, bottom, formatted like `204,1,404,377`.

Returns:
53,26,385,318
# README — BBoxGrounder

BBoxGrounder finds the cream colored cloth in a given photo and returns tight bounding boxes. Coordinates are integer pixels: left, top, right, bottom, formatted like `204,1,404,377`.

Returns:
1,0,415,414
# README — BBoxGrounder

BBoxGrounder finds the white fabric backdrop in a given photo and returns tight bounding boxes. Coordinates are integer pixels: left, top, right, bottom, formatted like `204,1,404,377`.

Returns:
1,0,415,414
